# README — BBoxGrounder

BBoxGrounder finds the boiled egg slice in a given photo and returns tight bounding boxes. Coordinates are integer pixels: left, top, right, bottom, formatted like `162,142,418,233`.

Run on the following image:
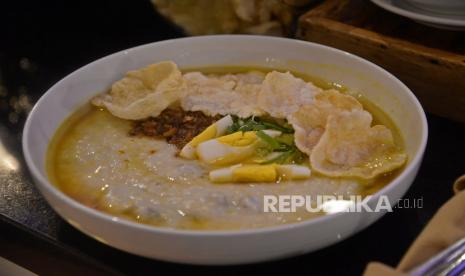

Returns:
196,130,281,166
209,164,311,183
276,164,311,180
210,164,277,183
179,115,233,159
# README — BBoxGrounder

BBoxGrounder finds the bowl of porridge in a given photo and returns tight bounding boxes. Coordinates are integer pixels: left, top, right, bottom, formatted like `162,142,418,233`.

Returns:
23,35,427,264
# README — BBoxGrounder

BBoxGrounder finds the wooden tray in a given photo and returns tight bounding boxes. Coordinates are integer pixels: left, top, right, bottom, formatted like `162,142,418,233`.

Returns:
297,0,465,123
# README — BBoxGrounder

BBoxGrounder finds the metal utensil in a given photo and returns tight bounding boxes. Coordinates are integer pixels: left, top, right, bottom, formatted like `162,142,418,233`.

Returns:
409,237,465,275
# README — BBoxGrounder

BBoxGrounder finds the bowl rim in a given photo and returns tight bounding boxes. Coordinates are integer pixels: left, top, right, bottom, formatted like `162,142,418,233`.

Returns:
22,34,428,237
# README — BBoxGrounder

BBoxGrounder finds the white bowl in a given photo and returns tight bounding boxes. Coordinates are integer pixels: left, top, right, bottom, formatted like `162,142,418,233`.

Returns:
22,35,428,265
402,0,465,15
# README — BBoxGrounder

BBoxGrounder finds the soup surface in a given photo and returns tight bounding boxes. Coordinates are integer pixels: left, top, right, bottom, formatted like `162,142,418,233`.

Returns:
47,64,405,230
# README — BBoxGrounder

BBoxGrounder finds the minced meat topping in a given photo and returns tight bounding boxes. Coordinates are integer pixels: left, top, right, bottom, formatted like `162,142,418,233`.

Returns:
129,108,221,148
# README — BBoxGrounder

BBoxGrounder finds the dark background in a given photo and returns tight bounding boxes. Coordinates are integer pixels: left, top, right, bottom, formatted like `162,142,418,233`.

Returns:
1,0,465,275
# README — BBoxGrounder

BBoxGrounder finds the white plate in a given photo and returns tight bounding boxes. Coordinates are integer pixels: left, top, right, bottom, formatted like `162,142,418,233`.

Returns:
371,0,465,30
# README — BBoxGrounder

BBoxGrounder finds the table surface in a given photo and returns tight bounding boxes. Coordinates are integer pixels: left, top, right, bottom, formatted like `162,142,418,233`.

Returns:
1,0,465,275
